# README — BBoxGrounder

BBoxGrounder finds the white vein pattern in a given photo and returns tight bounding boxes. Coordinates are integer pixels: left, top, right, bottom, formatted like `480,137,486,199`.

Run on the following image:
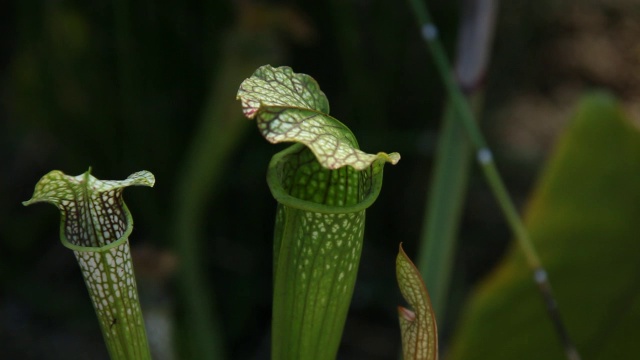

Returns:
24,169,154,360
237,65,400,171
270,144,380,359
75,243,148,359
239,65,399,359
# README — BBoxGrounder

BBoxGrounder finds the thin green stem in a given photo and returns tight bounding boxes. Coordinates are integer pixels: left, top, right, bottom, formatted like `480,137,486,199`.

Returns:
418,0,498,327
477,150,541,268
408,0,541,273
407,1,580,359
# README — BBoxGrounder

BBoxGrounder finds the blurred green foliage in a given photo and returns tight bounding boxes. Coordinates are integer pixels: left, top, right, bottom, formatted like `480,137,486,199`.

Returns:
449,93,640,359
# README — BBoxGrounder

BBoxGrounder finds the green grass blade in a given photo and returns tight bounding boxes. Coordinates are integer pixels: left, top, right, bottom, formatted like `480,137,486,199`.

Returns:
417,0,497,328
417,103,472,323
406,1,581,357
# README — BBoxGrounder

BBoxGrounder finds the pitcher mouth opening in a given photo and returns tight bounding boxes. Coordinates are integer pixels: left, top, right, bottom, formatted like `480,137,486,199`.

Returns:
267,143,385,214
59,202,134,253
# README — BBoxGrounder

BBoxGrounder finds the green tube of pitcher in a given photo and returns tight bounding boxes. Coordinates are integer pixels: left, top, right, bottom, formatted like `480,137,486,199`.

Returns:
23,169,154,360
269,143,391,359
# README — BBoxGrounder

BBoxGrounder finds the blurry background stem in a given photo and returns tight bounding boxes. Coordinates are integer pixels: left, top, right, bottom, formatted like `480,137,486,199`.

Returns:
170,4,284,358
417,0,497,333
408,0,581,359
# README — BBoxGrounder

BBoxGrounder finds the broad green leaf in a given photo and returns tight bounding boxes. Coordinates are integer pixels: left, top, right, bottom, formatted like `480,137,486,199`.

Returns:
397,243,438,360
237,65,400,170
24,169,154,360
449,92,640,359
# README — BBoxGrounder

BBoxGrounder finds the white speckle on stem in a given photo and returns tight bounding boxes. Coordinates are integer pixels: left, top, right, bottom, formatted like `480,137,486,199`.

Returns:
477,148,493,165
421,23,438,41
534,268,548,284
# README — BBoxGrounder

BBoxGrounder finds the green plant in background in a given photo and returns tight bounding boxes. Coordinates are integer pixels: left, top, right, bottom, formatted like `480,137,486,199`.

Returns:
169,11,288,358
237,65,399,359
407,0,580,358
23,169,155,360
449,93,640,359
396,243,438,360
417,0,497,328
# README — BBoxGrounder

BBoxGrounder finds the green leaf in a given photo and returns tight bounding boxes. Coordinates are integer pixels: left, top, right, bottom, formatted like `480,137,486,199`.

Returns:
397,243,438,360
237,65,400,170
449,92,640,359
24,169,154,359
